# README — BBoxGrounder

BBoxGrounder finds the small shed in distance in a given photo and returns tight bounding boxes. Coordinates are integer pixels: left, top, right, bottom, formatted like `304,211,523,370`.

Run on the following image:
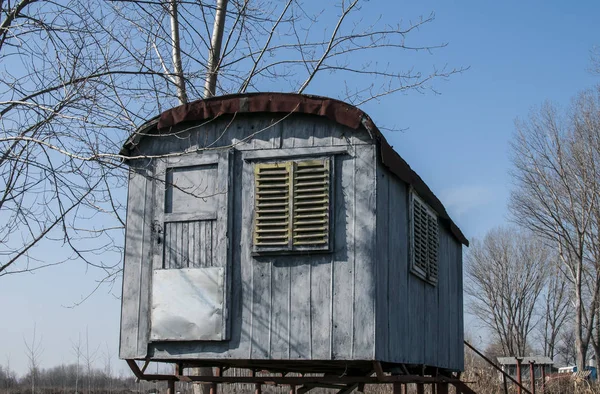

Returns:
497,357,554,381
118,93,468,378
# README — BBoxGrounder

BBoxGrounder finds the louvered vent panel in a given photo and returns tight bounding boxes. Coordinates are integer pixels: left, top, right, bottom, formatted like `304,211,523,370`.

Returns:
254,163,292,247
412,194,439,284
292,159,330,246
413,198,429,274
427,214,439,282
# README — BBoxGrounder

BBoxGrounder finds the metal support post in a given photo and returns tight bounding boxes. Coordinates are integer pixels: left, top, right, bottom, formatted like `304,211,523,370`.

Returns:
529,362,536,394
516,357,523,394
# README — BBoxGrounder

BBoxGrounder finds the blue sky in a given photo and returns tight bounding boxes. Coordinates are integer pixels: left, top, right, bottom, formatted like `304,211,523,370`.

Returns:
1,0,599,374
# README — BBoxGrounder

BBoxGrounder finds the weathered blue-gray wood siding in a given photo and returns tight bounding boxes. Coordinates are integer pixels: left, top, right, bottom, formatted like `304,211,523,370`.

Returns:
374,163,464,371
120,115,377,361
120,113,464,370
119,163,154,359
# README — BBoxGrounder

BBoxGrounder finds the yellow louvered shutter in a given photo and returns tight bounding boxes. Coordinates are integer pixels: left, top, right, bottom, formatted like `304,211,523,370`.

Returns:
292,159,330,247
253,158,332,252
254,162,292,247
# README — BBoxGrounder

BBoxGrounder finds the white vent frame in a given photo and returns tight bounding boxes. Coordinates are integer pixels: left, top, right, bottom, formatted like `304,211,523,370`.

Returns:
409,190,439,285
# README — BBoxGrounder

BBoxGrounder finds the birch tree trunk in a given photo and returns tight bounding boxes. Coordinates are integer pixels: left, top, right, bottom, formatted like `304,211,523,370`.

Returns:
203,0,228,98
169,0,188,104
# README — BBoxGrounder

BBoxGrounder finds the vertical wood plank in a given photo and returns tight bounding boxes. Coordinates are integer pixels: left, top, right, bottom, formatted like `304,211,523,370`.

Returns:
238,153,253,357
331,154,355,359
163,223,171,269
200,220,207,267
151,159,166,272
311,119,330,147
210,220,216,267
195,220,200,268
438,230,451,368
310,254,332,359
182,221,189,267
188,220,195,268
250,258,271,359
270,261,290,359
375,165,389,361
173,221,182,268
407,272,426,364
456,242,465,370
120,166,148,358
289,257,311,359
352,144,377,359
389,174,409,363
137,163,155,357
424,271,439,366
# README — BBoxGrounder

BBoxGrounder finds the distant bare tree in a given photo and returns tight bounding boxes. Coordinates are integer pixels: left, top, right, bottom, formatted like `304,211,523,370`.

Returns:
465,226,549,357
537,260,571,360
566,89,600,369
71,333,83,394
556,329,578,366
103,344,114,394
83,328,100,394
24,324,43,394
1,355,17,391
509,92,600,370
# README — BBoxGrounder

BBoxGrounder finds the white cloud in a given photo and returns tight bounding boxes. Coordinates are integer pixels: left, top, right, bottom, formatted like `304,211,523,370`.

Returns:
439,185,496,217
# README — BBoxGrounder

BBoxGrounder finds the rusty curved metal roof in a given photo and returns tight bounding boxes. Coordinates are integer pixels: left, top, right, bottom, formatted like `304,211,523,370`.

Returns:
122,92,468,246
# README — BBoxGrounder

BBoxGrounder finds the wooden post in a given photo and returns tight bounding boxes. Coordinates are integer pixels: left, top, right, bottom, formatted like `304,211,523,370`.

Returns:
168,380,175,394
289,384,296,394
503,373,508,394
529,362,536,394
416,383,425,394
393,382,402,394
516,358,523,394
541,365,546,393
252,370,261,394
209,367,221,394
437,382,449,394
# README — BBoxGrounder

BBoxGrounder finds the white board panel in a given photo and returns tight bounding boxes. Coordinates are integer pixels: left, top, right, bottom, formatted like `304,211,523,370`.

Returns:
151,268,224,341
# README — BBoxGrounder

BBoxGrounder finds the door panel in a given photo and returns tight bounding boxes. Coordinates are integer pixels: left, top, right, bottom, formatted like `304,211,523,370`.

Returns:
150,151,231,341
150,268,224,341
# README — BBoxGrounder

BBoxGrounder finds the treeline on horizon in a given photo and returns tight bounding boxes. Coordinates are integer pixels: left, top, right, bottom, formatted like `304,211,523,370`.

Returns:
0,363,160,394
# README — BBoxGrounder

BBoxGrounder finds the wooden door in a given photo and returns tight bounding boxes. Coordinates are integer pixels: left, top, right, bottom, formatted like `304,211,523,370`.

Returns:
149,151,231,341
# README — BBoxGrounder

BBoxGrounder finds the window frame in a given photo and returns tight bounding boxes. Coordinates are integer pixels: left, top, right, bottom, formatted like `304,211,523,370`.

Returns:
409,190,439,285
251,156,334,255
